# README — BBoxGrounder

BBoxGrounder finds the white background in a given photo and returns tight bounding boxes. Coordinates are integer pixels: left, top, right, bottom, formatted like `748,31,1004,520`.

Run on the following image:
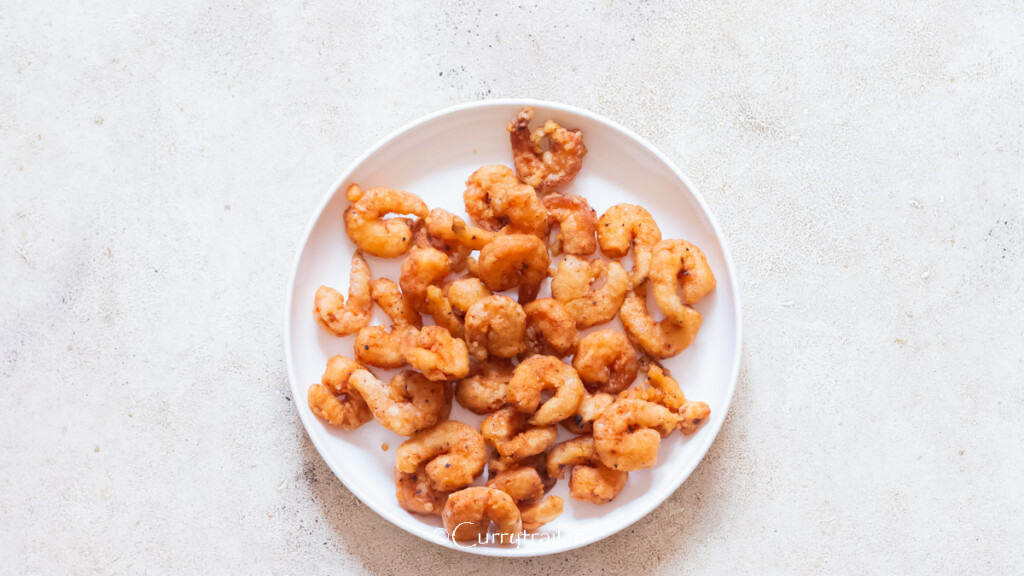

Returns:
2,1,1022,573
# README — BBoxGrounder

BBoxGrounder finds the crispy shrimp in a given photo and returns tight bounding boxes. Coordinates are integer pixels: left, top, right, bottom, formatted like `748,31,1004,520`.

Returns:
562,392,614,435
507,355,585,426
400,326,470,381
597,204,662,286
395,465,448,516
370,278,421,327
464,295,527,360
354,324,417,368
481,407,558,460
425,208,495,250
473,233,550,302
464,164,549,237
455,358,513,414
593,398,679,471
411,218,470,273
522,298,577,358
546,436,627,504
643,365,711,436
313,252,372,336
649,239,716,323
307,356,373,429
572,329,639,394
425,285,463,338
400,245,451,312
442,486,522,543
343,184,428,258
396,420,486,492
550,256,629,328
520,495,564,532
348,369,450,436
507,107,587,193
446,277,492,316
542,193,597,255
487,466,562,531
620,293,702,359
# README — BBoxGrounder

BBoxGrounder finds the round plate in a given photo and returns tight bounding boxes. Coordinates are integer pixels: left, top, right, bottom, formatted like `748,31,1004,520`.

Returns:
285,99,741,557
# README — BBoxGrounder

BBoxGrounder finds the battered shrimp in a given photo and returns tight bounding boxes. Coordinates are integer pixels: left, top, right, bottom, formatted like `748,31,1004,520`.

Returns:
597,204,662,286
562,392,614,435
396,420,486,492
343,184,428,257
542,193,597,255
487,466,562,532
307,356,373,430
487,451,550,478
520,495,564,532
464,295,527,360
446,277,492,316
572,329,639,394
354,325,417,369
644,365,710,436
522,298,577,358
401,326,470,381
507,107,587,193
464,164,549,236
507,355,585,426
425,285,463,338
473,233,550,302
620,293,702,359
593,398,679,471
481,407,557,460
425,208,495,250
411,218,470,273
313,252,372,336
370,278,421,327
550,256,629,328
455,358,513,414
348,369,450,436
649,239,716,323
395,465,448,516
400,245,451,312
546,436,627,504
442,486,522,543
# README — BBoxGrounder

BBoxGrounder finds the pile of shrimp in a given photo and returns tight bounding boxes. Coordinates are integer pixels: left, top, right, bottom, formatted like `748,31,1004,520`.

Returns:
306,106,716,545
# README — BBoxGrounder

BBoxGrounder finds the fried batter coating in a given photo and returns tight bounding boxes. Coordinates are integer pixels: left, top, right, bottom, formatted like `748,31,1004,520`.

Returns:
396,420,486,492
425,208,495,250
400,326,470,381
425,285,463,338
487,466,563,531
473,233,550,303
343,184,427,258
542,193,597,255
400,245,451,312
597,204,662,286
370,278,421,328
313,252,373,336
308,355,373,430
481,407,557,460
546,435,627,504
550,256,629,328
522,298,577,358
354,324,417,369
562,391,615,435
620,293,702,359
593,398,679,471
464,295,527,360
411,218,470,273
572,329,639,394
631,365,711,436
395,464,449,516
508,107,587,193
446,277,492,316
507,355,585,426
455,358,513,414
348,369,450,436
649,239,716,323
442,486,522,543
464,164,549,237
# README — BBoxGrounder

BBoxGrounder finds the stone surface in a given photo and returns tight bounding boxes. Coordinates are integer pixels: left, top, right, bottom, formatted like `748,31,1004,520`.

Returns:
2,1,1022,573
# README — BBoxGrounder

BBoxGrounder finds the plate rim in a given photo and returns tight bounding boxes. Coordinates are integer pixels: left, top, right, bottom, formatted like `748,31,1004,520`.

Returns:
283,98,743,557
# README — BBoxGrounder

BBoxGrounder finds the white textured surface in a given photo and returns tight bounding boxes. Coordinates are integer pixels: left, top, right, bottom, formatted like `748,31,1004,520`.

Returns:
2,1,1022,573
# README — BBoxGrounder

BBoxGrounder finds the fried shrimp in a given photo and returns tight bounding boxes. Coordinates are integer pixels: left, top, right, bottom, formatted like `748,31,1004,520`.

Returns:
400,326,470,381
546,436,627,504
425,285,463,338
348,369,449,436
597,204,662,286
572,329,639,394
425,208,495,250
642,365,711,436
313,252,372,336
400,245,451,312
487,466,563,531
464,295,527,360
343,184,428,258
593,398,679,471
354,324,417,368
411,218,470,273
620,293,702,359
370,278,421,327
542,193,597,255
522,298,577,358
550,256,629,328
396,420,486,492
395,465,448,516
507,355,585,426
446,277,492,316
507,107,587,193
442,486,522,543
481,407,558,460
649,239,716,322
464,164,548,236
473,233,550,302
562,392,614,435
455,358,513,414
307,356,373,430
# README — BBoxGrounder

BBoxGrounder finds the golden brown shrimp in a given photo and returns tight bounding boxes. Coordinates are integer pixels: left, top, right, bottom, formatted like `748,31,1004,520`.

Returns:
307,356,373,429
572,329,639,394
370,278,421,328
620,293,702,359
442,486,522,543
395,465,448,516
507,355,585,426
455,358,513,414
411,218,470,273
464,164,549,237
400,326,470,381
593,398,679,471
424,285,464,338
486,451,551,484
550,256,629,328
642,365,711,436
542,193,597,255
520,495,564,532
562,391,614,435
354,324,417,369
313,252,373,336
507,107,587,193
521,298,577,358
343,184,428,258
546,436,627,504
446,277,492,316
487,466,562,531
473,233,550,302
464,295,527,360
425,208,495,250
649,239,716,323
400,245,451,312
348,369,450,436
597,204,662,286
396,420,486,492
481,407,557,460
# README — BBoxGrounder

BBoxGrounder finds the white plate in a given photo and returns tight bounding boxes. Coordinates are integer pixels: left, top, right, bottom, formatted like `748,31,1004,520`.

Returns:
284,99,742,557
